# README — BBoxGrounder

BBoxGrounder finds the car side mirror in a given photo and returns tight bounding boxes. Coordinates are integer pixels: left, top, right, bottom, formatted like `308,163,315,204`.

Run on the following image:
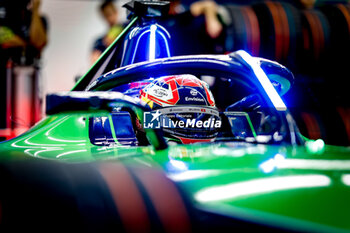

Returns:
46,91,168,150
258,58,294,96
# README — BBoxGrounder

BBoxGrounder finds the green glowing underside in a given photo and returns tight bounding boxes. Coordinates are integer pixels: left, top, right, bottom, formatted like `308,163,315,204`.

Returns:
1,113,350,232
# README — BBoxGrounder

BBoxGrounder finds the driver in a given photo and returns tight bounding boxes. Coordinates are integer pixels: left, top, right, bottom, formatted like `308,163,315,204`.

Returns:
137,74,221,144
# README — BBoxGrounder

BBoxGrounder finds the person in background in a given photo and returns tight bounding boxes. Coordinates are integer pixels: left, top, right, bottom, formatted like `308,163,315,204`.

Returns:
91,0,124,64
159,0,227,55
0,0,48,65
0,0,47,49
189,0,223,39
0,0,48,139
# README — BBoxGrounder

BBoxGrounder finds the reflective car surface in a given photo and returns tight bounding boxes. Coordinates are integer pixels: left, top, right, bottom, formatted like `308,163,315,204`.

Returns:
0,1,349,232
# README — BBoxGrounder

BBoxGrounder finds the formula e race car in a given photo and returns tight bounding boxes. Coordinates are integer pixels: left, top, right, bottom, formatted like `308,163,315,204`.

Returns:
0,1,350,232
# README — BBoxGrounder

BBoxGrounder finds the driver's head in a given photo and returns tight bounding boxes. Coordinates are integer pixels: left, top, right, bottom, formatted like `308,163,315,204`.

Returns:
139,74,220,144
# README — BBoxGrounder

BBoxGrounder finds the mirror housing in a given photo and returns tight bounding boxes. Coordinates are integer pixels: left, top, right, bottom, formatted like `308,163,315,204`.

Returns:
258,58,294,96
46,91,168,150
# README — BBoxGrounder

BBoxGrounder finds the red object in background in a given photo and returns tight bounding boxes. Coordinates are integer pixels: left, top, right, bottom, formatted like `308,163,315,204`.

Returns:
337,107,350,145
0,60,42,140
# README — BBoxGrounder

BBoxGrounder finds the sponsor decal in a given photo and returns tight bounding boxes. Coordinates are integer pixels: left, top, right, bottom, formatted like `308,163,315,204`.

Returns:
140,78,180,106
151,87,170,98
185,97,205,102
190,89,198,96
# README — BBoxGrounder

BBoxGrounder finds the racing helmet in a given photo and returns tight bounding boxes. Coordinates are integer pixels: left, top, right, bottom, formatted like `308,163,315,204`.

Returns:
139,74,221,144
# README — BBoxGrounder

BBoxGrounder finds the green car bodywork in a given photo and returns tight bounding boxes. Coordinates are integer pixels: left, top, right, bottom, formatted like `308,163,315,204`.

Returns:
1,10,349,232
1,111,350,232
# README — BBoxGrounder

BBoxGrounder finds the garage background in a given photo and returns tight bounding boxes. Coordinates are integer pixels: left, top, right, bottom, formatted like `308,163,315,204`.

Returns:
5,0,350,146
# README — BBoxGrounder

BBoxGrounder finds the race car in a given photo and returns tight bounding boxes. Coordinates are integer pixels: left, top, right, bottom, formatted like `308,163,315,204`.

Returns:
0,1,350,232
